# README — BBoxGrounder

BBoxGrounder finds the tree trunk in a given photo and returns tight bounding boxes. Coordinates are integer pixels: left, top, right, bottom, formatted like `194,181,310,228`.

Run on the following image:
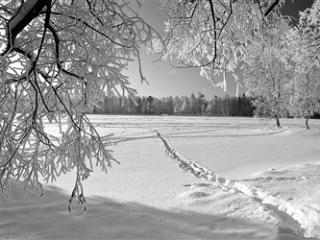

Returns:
305,117,310,130
276,116,281,128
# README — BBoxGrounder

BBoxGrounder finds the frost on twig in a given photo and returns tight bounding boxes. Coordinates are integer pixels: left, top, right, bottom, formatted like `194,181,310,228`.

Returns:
0,0,161,204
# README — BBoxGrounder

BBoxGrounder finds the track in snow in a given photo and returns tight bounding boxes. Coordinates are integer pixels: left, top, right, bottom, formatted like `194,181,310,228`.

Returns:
155,130,320,239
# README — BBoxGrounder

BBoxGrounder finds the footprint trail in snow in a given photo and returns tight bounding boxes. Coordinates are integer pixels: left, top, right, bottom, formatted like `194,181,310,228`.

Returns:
155,130,320,239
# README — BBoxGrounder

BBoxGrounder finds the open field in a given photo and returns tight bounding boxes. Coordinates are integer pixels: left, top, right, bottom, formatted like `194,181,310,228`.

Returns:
1,116,320,239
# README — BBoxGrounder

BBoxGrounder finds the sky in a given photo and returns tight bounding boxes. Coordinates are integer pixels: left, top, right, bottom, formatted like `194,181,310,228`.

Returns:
126,0,314,99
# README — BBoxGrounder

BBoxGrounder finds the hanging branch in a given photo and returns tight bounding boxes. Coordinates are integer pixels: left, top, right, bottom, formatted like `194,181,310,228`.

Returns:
0,0,160,206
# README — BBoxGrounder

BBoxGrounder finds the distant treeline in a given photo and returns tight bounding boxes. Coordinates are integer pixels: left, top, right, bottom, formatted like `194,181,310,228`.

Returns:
92,93,255,117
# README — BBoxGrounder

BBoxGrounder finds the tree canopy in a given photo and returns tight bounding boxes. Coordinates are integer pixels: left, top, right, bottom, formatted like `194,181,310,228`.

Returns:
161,0,286,90
0,0,159,206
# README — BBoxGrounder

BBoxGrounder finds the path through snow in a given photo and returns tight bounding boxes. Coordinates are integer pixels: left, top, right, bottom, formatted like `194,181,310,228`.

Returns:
156,130,320,239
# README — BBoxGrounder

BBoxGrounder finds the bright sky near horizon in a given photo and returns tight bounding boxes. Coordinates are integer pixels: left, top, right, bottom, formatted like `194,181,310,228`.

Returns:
126,0,314,99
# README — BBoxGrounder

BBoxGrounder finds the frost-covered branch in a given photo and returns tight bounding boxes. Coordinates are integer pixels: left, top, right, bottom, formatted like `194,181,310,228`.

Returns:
284,1,320,128
161,0,285,90
0,0,160,205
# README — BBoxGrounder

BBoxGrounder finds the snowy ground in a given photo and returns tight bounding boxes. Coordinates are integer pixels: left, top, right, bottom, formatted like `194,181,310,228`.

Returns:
1,116,320,239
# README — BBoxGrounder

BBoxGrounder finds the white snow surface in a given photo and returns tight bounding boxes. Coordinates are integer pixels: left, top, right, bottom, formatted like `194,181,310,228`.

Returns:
156,130,320,238
1,116,320,239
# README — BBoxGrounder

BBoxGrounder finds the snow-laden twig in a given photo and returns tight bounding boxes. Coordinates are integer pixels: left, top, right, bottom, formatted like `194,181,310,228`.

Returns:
155,130,320,239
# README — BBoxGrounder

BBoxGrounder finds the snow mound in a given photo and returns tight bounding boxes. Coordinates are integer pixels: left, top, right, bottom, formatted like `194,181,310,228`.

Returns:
178,182,279,227
246,164,320,239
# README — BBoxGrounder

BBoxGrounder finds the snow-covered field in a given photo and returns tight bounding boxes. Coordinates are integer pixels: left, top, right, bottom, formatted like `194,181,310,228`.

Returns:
1,116,320,239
